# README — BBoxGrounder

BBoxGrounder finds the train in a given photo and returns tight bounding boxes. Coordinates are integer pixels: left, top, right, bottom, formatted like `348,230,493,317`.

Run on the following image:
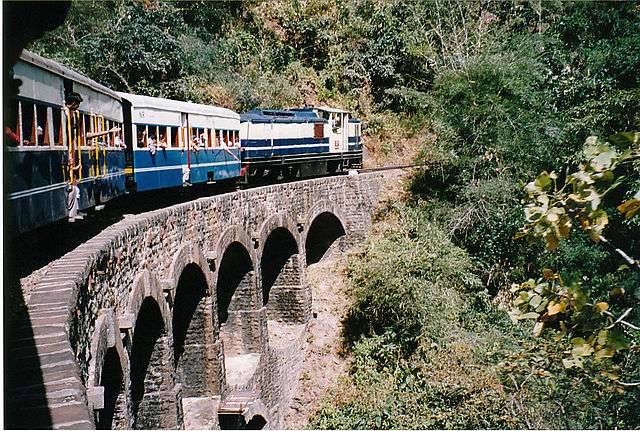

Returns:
5,50,363,235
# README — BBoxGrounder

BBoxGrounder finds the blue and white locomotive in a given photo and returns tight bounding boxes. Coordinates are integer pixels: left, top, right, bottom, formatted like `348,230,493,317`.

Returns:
6,51,364,235
239,106,362,180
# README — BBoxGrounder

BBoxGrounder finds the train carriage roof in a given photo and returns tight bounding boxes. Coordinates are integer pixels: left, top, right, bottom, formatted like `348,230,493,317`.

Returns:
19,50,122,101
117,92,239,120
240,108,326,124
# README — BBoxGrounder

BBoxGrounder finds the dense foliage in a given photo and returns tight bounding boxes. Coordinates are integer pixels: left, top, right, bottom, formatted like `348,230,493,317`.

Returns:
30,0,640,428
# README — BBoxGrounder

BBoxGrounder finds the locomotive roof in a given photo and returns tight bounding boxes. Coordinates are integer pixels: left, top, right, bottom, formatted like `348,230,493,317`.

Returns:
117,92,239,119
240,108,326,124
19,50,122,101
313,106,350,114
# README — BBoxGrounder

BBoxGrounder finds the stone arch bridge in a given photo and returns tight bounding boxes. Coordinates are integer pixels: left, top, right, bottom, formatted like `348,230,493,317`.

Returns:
7,173,387,430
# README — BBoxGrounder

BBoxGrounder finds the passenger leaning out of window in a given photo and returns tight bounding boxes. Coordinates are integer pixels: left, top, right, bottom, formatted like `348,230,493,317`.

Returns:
64,92,120,221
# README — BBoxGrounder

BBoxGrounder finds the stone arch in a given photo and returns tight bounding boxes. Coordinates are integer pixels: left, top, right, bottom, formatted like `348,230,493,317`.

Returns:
255,213,301,259
172,262,217,397
304,202,348,265
213,228,264,389
165,243,213,296
260,225,309,326
125,271,171,334
126,272,177,429
212,226,258,330
87,309,129,429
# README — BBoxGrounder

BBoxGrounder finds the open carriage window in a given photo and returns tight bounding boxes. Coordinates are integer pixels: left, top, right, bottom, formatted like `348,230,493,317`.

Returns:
52,107,62,145
20,101,35,145
157,126,167,148
137,125,147,148
36,105,49,145
170,126,179,148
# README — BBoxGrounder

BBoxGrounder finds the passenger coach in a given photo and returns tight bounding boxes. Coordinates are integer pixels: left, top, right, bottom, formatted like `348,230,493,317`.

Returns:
118,93,241,191
6,50,126,234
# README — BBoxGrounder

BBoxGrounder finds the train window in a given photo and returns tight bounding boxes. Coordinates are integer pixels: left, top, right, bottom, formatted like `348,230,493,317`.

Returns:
314,123,324,139
148,125,157,144
234,130,239,146
137,125,147,148
224,130,229,146
83,114,92,147
52,107,62,145
36,105,49,145
170,127,179,148
158,126,167,148
334,113,342,129
20,101,35,145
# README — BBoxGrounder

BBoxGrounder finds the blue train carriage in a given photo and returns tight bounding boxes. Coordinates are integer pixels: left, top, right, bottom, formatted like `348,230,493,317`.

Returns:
239,106,361,181
6,50,126,235
117,93,241,192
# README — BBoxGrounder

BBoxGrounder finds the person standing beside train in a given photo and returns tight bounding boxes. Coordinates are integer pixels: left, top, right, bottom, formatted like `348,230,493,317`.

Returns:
64,92,120,221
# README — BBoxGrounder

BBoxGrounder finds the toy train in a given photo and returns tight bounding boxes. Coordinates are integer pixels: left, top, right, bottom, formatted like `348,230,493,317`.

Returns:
5,51,362,235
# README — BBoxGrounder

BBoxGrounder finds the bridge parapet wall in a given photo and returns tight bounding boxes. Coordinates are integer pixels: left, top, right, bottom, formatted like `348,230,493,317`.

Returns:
9,172,386,430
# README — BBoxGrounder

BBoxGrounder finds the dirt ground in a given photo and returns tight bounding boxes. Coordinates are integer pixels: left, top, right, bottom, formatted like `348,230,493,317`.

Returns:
282,253,351,429
282,169,411,429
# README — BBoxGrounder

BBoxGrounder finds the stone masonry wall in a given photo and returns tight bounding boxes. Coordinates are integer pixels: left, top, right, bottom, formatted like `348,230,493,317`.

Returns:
7,172,387,430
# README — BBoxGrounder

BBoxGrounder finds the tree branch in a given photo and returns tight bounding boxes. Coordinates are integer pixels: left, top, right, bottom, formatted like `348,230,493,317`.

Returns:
597,235,640,270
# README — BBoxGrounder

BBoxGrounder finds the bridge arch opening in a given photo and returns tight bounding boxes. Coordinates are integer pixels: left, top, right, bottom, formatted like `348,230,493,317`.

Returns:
173,263,211,397
94,346,126,430
305,212,346,265
129,297,175,429
261,227,299,307
261,227,308,343
216,242,261,355
219,414,267,430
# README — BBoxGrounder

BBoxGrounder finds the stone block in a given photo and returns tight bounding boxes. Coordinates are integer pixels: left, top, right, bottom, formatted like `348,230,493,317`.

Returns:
182,396,220,430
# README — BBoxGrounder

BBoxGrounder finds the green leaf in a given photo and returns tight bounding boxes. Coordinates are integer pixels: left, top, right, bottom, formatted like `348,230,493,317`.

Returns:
534,171,553,190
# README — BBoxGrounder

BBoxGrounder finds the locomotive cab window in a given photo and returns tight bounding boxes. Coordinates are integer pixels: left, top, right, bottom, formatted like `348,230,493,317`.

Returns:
314,123,324,138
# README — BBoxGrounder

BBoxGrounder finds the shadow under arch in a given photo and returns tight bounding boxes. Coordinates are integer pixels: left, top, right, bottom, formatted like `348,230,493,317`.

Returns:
219,414,267,430
216,241,261,356
305,211,346,265
129,296,174,429
172,262,212,397
260,226,309,326
88,310,129,430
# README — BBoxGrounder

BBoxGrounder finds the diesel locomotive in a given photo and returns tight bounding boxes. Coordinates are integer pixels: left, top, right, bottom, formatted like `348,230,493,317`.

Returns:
5,51,363,235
